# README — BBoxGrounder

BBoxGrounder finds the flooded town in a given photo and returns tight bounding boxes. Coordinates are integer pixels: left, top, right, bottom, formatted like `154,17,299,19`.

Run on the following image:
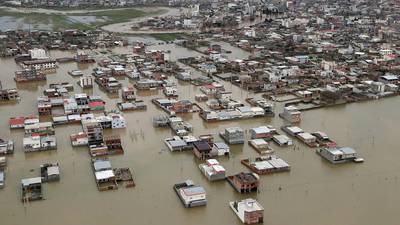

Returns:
0,0,400,225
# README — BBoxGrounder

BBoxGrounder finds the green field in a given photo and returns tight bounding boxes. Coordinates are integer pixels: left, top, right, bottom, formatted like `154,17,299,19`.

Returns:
149,33,183,42
0,8,166,30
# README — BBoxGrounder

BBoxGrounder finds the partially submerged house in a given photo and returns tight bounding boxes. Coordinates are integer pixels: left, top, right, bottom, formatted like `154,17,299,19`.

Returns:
317,147,362,164
241,156,291,175
40,163,60,182
0,170,4,189
193,140,212,160
227,172,259,193
92,158,117,191
220,127,245,144
279,106,301,123
229,198,264,224
21,177,43,202
173,180,207,208
198,159,226,181
0,139,14,155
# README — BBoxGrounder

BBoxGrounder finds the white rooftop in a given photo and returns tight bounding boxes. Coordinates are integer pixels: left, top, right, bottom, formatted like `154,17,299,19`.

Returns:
95,170,115,180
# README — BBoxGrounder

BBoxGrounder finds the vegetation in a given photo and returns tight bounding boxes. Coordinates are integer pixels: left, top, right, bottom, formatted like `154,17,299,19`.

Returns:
73,8,166,27
149,33,182,42
0,8,166,31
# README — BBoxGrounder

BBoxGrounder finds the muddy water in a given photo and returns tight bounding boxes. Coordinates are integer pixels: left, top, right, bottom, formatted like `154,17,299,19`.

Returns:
0,43,400,225
0,17,53,30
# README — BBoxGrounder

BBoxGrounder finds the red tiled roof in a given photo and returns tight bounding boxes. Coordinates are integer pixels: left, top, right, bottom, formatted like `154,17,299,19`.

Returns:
89,101,105,107
9,117,25,125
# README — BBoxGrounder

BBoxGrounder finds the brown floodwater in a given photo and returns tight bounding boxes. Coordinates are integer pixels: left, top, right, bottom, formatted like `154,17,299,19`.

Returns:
0,43,400,225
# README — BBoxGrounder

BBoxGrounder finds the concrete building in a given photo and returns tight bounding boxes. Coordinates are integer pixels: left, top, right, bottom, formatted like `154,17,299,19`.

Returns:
229,198,264,224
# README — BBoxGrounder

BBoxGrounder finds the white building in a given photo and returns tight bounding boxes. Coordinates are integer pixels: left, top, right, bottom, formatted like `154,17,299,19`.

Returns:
229,198,264,224
79,76,93,88
29,48,48,60
199,159,226,181
212,142,230,156
111,114,126,129
280,106,301,123
178,183,206,206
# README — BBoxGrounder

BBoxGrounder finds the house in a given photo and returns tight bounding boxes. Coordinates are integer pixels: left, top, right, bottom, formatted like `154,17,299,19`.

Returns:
14,68,46,82
82,120,103,146
0,88,19,101
250,126,274,139
220,127,245,144
212,142,230,156
96,116,112,129
122,86,135,101
24,122,55,136
385,83,398,92
236,106,254,118
70,132,88,147
38,102,52,116
135,79,160,90
369,82,385,94
198,134,214,146
378,75,398,84
317,147,361,164
104,136,124,155
229,199,264,224
20,59,57,71
95,77,121,93
227,172,259,193
110,114,126,129
164,86,178,97
68,70,83,77
200,84,219,96
173,180,207,208
21,177,43,202
169,117,193,136
40,163,60,182
92,159,117,191
171,100,193,113
0,171,4,189
67,114,81,123
193,140,212,160
164,136,192,152
282,126,304,137
23,134,57,152
198,63,217,74
89,144,109,157
195,94,208,101
94,169,117,191
241,155,291,175
9,117,26,129
198,159,226,181
295,55,309,64
279,106,301,123
117,101,147,111
0,139,14,154
297,132,319,147
111,66,126,77
312,132,336,148
297,90,313,102
79,76,93,88
0,156,6,168
248,139,273,154
272,134,293,146
176,72,192,81
216,91,231,101
52,115,68,125
75,51,95,63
